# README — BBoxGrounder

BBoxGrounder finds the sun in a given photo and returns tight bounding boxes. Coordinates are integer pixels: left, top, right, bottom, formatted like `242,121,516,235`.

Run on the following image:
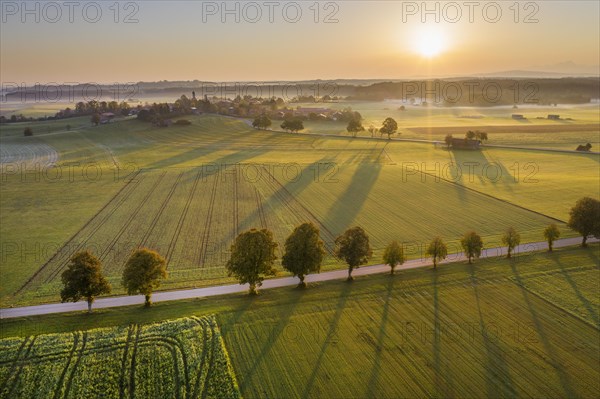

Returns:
413,26,447,58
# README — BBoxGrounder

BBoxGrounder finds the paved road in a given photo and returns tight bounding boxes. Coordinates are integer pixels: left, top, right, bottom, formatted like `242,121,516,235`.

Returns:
1,237,597,319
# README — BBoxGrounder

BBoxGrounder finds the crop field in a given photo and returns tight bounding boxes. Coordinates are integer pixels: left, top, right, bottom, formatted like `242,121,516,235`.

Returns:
0,316,239,399
1,114,598,306
1,246,598,398
218,246,600,399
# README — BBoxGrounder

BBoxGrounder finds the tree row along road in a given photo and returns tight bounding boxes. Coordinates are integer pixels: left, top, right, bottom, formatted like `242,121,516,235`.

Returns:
1,237,597,319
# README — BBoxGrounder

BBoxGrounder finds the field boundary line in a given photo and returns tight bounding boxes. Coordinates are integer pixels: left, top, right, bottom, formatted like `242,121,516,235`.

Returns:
165,169,203,264
139,171,185,249
43,173,146,283
98,170,168,264
198,174,219,267
416,169,567,224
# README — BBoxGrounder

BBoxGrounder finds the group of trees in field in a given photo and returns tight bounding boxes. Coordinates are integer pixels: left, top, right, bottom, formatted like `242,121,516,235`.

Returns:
345,116,399,139
444,130,489,148
61,197,599,310
61,248,167,312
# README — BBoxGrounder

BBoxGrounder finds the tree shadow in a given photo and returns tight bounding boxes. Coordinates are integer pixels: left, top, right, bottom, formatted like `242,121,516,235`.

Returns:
321,161,382,235
301,282,352,399
551,255,600,327
237,288,306,393
509,261,576,397
469,264,517,397
365,276,395,397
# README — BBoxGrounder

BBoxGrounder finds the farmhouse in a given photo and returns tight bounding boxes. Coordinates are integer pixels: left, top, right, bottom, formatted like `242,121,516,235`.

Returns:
451,138,480,150
511,114,525,120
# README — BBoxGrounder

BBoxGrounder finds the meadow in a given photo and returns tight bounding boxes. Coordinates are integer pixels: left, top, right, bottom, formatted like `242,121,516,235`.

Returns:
1,112,598,306
1,246,598,398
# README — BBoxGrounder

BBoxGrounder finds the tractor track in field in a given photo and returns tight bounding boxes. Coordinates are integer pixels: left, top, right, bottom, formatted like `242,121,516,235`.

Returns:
254,187,267,229
165,169,203,265
0,336,34,395
13,170,143,295
190,319,210,399
139,171,185,249
233,171,239,238
42,174,145,284
51,331,80,399
198,175,219,268
200,322,218,399
118,325,135,399
97,170,168,267
128,326,141,399
62,332,88,399
3,336,37,398
260,166,337,255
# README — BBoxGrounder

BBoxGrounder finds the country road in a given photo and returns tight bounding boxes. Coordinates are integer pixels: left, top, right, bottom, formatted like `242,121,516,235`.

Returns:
1,237,597,319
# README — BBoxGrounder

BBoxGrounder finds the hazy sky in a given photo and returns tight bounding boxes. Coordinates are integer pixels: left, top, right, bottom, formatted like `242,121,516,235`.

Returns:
1,1,599,84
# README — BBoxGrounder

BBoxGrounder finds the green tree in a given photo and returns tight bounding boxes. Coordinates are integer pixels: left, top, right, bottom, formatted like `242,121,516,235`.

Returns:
335,226,372,281
466,130,476,140
346,118,364,137
382,240,405,275
282,222,325,288
252,114,272,130
280,118,304,133
475,130,488,142
543,224,561,252
444,134,453,148
461,231,484,264
23,127,33,137
91,113,101,126
567,197,600,246
380,117,398,139
226,229,278,294
60,251,111,313
368,125,378,138
502,227,521,258
122,248,167,307
426,237,448,268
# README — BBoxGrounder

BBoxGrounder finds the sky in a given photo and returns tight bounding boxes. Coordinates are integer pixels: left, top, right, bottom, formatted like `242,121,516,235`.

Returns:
1,1,599,84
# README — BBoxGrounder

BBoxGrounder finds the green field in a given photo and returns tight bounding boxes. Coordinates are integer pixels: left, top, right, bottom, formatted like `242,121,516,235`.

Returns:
1,246,598,398
1,113,599,306
0,316,239,399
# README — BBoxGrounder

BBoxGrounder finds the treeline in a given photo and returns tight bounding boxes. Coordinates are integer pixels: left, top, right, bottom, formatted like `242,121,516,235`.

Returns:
59,197,599,312
347,78,599,105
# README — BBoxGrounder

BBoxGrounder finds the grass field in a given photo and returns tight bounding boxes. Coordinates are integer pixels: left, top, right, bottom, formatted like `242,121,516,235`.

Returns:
0,316,240,399
1,113,598,306
1,245,598,398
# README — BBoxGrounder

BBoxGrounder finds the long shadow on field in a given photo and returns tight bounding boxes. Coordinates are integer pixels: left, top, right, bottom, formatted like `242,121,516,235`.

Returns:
237,289,306,394
301,282,352,399
431,269,453,397
365,276,395,397
204,158,337,265
146,144,272,170
468,264,517,397
450,148,491,186
321,161,382,235
509,261,577,397
551,256,600,327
